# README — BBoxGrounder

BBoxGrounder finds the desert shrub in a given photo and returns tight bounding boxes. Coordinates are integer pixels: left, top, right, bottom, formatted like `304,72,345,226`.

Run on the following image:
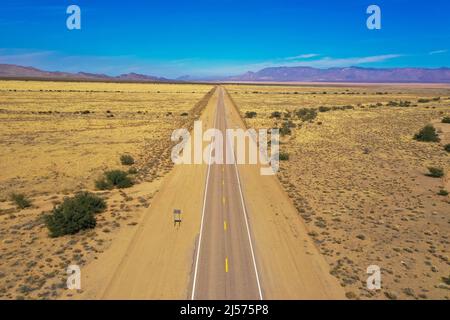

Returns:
270,111,282,119
388,100,411,107
444,144,450,152
128,167,138,174
10,193,31,209
387,101,398,107
279,152,289,161
443,275,450,285
105,170,134,188
426,167,444,178
318,106,331,112
295,108,317,122
442,116,450,124
418,98,431,103
96,170,134,190
437,189,448,196
95,178,113,190
180,112,189,116
413,124,440,142
280,124,292,136
120,154,135,165
399,100,412,107
245,111,257,118
45,192,106,237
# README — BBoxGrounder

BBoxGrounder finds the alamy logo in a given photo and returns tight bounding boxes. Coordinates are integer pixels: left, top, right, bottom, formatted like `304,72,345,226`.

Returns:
366,5,381,30
66,265,81,290
66,5,81,30
171,121,280,175
366,265,381,290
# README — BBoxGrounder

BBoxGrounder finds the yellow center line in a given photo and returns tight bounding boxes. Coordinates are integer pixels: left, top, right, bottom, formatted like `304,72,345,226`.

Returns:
222,196,225,204
225,257,228,273
224,220,227,231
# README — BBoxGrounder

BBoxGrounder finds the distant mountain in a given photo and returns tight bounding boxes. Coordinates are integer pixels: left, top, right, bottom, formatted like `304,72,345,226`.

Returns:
3,63,450,83
176,75,192,81
116,72,169,82
0,64,172,82
226,66,450,83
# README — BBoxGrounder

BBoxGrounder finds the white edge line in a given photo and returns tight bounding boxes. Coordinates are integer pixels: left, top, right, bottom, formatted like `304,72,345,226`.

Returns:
224,90,264,300
190,88,218,300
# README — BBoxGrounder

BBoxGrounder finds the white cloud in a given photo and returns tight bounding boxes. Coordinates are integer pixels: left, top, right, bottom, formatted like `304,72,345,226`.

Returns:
429,49,447,55
284,53,320,60
0,49,55,66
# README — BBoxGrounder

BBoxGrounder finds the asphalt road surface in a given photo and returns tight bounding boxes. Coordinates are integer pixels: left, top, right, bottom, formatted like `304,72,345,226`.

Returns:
191,87,263,300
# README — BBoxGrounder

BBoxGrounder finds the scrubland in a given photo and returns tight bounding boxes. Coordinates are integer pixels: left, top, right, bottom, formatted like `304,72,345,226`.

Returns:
227,83,450,299
0,80,212,299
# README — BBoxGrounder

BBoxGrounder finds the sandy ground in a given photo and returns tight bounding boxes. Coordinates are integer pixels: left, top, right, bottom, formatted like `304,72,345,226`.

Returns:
67,88,219,299
227,84,450,299
0,81,212,199
1,81,448,300
66,86,345,300
0,81,213,300
223,90,345,299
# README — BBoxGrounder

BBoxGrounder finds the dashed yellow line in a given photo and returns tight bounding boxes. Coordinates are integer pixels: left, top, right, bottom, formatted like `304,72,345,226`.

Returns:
224,220,227,231
222,196,225,204
225,257,228,273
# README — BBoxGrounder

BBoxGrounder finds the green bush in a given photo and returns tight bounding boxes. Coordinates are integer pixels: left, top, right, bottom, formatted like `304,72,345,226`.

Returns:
244,111,257,118
295,108,317,122
105,170,134,188
426,167,444,178
442,116,450,124
279,152,289,161
95,178,113,190
120,154,135,165
270,111,282,119
444,144,450,152
45,192,106,237
280,125,291,136
413,124,440,142
128,167,138,174
318,106,331,112
387,101,398,107
96,170,134,190
10,193,31,209
399,100,412,107
437,189,449,196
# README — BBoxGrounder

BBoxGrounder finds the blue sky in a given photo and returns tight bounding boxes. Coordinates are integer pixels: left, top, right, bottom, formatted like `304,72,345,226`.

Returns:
0,0,449,78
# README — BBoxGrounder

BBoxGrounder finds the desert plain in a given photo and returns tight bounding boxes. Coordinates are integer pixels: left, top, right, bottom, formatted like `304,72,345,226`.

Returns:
0,80,449,300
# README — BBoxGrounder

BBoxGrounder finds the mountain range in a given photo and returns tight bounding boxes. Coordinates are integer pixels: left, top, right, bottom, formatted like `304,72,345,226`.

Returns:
0,64,171,82
225,66,450,83
1,63,450,83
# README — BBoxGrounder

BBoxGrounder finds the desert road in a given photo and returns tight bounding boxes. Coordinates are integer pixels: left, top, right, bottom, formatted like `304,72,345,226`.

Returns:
191,88,262,299
77,86,345,300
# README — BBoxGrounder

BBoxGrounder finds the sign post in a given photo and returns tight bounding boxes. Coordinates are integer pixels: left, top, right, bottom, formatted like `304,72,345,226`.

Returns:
173,209,182,227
